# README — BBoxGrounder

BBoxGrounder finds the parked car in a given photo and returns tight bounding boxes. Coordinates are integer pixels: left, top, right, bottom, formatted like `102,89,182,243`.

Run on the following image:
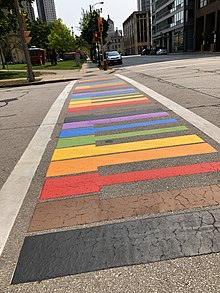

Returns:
156,48,168,55
140,48,150,55
106,51,122,65
150,47,168,55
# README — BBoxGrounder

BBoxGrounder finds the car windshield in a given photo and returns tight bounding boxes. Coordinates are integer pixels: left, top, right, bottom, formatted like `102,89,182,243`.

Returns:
108,51,119,56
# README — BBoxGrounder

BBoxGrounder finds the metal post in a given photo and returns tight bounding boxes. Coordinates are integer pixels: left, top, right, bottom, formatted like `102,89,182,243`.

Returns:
14,0,35,82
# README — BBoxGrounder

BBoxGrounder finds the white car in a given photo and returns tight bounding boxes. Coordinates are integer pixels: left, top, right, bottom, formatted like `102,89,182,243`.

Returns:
106,51,122,65
156,48,167,55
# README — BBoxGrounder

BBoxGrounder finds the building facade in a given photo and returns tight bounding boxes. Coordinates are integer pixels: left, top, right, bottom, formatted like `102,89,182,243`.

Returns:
36,0,57,23
152,0,194,52
123,11,151,55
194,0,220,51
137,0,150,11
105,16,124,53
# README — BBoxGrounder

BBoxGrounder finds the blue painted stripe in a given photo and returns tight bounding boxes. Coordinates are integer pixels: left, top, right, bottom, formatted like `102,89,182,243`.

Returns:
71,88,138,98
59,118,178,138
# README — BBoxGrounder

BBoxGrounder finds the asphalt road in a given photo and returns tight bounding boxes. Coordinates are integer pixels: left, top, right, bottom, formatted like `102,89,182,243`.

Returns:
1,54,220,292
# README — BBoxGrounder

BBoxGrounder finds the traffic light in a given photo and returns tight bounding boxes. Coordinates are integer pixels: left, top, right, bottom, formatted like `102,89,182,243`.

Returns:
20,12,32,44
98,17,103,32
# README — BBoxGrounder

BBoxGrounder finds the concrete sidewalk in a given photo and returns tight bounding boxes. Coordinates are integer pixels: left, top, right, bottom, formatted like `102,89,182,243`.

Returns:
0,61,114,87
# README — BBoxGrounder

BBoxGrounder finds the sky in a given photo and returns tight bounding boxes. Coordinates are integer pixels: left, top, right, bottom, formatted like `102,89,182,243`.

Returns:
52,0,137,36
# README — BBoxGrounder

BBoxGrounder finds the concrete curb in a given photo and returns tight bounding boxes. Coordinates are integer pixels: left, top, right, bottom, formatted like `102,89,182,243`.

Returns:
0,69,115,88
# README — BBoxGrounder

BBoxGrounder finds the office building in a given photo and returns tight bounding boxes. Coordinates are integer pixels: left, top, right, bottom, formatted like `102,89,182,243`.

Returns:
123,11,151,55
194,0,220,51
36,0,57,23
137,0,150,11
152,0,194,52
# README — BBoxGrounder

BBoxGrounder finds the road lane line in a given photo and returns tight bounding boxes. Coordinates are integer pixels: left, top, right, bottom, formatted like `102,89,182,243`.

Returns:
116,74,220,145
0,81,76,256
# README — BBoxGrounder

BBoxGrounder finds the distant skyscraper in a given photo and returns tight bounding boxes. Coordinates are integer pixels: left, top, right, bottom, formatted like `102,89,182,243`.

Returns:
36,0,57,23
137,0,150,11
22,1,35,22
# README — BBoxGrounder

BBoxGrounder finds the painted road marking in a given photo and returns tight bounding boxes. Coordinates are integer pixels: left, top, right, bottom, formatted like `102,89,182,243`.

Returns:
70,94,144,104
116,74,220,145
59,119,178,138
75,81,127,91
12,207,220,284
68,98,150,112
52,135,204,161
0,81,76,256
42,160,220,199
64,108,166,123
29,184,220,232
70,93,144,102
47,143,217,177
62,112,169,129
71,88,137,98
57,126,188,148
68,97,149,108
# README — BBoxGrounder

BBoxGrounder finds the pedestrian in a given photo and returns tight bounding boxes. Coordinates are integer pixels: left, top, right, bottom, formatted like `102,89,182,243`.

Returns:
75,48,81,67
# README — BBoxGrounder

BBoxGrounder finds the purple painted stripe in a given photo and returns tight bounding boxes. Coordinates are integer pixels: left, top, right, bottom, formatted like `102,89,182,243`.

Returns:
62,112,169,130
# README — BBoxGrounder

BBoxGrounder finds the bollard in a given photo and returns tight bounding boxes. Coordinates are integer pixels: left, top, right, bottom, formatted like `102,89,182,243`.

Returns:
103,59,108,71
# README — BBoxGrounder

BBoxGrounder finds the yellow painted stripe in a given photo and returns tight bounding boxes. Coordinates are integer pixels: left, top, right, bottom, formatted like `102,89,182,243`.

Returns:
69,94,144,105
68,97,149,109
69,101,92,107
52,135,204,161
47,143,217,176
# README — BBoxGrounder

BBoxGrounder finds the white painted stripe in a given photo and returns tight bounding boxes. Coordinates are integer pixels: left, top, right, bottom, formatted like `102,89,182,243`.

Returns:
116,74,220,145
0,81,76,256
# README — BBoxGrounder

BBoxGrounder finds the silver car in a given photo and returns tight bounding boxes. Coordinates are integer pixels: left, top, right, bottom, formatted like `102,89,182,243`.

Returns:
106,51,122,65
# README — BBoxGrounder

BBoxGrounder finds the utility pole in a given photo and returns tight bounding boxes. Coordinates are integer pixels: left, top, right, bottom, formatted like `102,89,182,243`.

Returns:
14,0,35,82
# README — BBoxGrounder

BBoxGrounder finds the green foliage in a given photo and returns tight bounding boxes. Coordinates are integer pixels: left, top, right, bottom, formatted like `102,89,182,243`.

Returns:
30,19,52,49
79,10,108,46
48,19,75,53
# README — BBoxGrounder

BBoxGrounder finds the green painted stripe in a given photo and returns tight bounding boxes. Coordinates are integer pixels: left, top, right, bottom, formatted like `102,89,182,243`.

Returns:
96,125,188,141
56,126,188,148
56,135,95,148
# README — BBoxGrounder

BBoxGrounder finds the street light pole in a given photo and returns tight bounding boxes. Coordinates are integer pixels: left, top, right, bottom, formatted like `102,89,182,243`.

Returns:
14,0,34,82
90,1,104,12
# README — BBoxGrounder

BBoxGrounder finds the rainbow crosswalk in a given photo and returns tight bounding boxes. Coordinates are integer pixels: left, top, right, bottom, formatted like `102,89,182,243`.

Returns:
37,76,219,200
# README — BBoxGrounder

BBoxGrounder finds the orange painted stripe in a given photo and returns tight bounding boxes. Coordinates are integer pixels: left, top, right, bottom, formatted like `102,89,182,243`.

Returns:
46,143,216,177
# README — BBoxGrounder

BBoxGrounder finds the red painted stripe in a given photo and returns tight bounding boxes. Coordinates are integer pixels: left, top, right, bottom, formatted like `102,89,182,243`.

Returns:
68,99,150,112
40,173,100,200
40,161,220,200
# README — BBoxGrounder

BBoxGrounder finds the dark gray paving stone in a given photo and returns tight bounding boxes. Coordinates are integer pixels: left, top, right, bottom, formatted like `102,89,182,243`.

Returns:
12,208,220,284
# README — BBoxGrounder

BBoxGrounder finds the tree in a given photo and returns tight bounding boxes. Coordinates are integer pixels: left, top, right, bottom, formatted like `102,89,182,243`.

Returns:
29,19,51,50
79,9,108,46
0,0,33,67
48,19,75,55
